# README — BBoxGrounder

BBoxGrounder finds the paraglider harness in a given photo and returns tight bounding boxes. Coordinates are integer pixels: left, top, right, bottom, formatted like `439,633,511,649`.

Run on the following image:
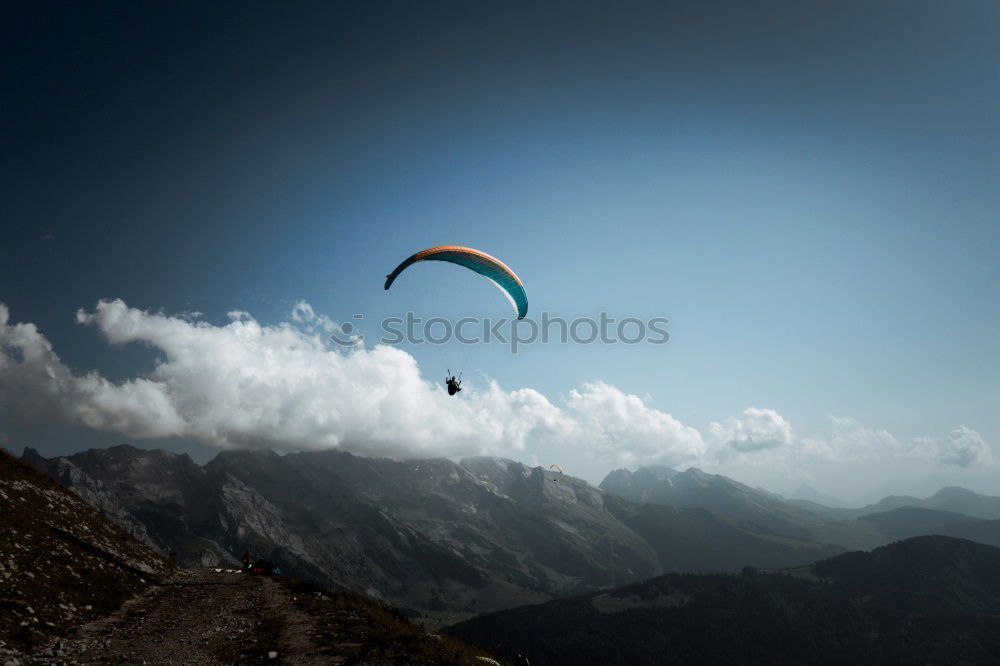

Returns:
446,370,462,396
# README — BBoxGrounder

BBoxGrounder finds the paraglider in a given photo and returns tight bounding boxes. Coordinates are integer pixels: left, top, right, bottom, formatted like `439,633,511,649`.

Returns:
446,370,462,396
549,464,563,474
385,245,528,392
384,245,528,319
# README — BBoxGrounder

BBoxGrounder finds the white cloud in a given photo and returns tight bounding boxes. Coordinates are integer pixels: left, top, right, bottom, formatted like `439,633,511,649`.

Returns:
824,415,899,462
290,300,358,341
0,302,187,436
562,381,706,467
708,412,908,465
0,300,701,466
708,407,793,454
934,426,990,468
1,300,988,478
705,411,913,493
901,428,989,468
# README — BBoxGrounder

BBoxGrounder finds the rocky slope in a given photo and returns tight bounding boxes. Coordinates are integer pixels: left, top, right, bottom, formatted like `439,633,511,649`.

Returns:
22,446,236,566
0,449,171,663
51,568,499,665
1,449,504,665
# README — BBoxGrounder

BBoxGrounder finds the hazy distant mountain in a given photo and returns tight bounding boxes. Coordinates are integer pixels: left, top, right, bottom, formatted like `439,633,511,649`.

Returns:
790,483,849,508
601,466,808,535
24,445,844,614
782,498,858,520
447,536,1000,666
784,486,1000,531
858,486,1000,520
599,466,1000,556
600,466,885,551
858,506,1000,548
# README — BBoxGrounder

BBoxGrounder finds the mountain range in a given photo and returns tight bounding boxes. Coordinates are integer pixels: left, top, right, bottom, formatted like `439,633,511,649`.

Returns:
600,465,883,548
10,441,1000,666
600,465,1000,550
21,445,842,615
19,445,1000,620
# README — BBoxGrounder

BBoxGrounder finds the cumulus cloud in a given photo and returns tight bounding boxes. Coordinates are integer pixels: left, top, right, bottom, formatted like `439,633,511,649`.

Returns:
707,410,927,466
562,381,706,467
290,300,360,343
899,427,990,468
930,426,990,468
0,300,702,466
708,407,793,454
0,302,185,437
2,300,988,475
704,411,926,492
824,415,899,462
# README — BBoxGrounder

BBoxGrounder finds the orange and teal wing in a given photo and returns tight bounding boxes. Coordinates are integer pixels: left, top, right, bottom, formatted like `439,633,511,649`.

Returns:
384,245,528,319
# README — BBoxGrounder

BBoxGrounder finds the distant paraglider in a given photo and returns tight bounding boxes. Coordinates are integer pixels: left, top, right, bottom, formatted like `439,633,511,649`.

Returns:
549,464,563,474
446,370,462,396
384,245,528,319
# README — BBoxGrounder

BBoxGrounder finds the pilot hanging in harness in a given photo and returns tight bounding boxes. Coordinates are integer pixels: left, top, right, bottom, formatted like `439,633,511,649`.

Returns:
446,370,462,396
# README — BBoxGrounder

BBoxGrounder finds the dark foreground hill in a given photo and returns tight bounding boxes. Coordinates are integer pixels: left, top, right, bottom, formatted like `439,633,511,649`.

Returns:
0,450,508,665
0,449,171,662
447,536,1000,666
23,445,844,615
49,568,502,665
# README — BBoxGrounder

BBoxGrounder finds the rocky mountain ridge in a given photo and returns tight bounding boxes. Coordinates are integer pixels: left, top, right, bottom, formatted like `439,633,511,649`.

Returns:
599,464,1000,551
22,445,844,616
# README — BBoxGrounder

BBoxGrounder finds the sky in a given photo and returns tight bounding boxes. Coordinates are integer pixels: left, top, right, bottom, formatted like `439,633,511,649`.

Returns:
2,1,998,504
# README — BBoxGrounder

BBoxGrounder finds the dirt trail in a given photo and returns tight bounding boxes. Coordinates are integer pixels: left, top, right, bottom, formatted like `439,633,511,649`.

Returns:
50,568,327,665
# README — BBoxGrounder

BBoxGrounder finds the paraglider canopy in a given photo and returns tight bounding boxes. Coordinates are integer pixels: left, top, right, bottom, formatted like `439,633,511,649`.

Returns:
384,245,528,319
549,464,563,474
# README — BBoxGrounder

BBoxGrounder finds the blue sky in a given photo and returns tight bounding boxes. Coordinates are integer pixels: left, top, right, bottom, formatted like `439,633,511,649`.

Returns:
2,1,998,501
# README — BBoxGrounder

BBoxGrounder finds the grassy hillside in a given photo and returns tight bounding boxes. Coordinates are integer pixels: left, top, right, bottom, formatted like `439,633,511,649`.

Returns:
447,536,1000,666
